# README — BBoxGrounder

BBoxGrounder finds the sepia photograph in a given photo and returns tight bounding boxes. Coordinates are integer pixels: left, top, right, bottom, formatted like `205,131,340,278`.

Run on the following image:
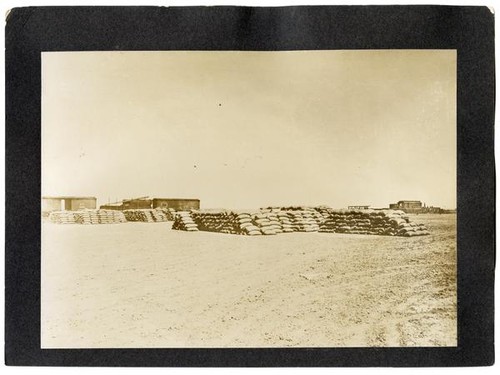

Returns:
41,50,457,348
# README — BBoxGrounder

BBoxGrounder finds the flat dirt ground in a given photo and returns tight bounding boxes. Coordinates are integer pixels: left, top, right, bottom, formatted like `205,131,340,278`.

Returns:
41,214,456,348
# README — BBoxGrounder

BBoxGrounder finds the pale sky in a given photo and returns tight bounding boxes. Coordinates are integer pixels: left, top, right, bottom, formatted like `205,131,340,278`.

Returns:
42,50,456,209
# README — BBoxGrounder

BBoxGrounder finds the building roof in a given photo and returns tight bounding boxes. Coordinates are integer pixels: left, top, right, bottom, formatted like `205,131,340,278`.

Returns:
42,196,96,200
397,200,422,203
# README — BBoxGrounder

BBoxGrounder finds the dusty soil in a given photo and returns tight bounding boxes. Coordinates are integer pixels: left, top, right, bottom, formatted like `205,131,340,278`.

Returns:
41,214,456,348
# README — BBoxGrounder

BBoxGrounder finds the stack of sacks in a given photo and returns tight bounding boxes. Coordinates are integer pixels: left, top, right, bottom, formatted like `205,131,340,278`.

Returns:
234,212,262,236
395,222,430,237
310,209,326,225
191,210,239,234
287,210,320,232
191,210,262,235
96,209,127,224
112,210,128,223
150,209,169,222
97,210,113,224
251,212,282,235
172,211,199,231
167,208,176,221
77,210,93,224
277,211,294,233
318,209,429,237
123,209,155,222
172,210,263,235
156,208,176,221
50,210,127,224
264,206,323,232
48,211,78,224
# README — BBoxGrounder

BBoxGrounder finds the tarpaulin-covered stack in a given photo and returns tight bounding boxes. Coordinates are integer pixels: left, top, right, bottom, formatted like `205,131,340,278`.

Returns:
172,211,199,231
318,209,429,236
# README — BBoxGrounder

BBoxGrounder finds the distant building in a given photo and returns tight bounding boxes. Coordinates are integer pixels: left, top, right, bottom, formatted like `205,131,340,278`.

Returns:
389,200,422,211
42,196,97,213
152,198,200,211
100,197,200,211
122,197,152,210
388,200,454,214
348,205,370,210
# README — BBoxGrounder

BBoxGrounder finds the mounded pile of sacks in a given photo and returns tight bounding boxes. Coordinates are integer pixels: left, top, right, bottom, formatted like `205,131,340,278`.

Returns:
76,209,127,224
48,211,78,224
188,210,254,234
172,208,323,236
263,207,322,232
155,208,176,221
171,211,199,231
123,209,171,222
49,209,127,224
172,207,430,237
316,208,429,237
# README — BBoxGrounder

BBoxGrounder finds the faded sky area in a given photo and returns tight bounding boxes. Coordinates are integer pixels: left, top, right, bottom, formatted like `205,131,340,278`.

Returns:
42,51,456,209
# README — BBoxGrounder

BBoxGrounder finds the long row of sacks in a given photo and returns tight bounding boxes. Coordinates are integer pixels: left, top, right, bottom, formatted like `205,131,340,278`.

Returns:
47,208,176,224
315,207,429,237
48,210,127,224
172,209,324,235
172,207,430,237
123,208,175,222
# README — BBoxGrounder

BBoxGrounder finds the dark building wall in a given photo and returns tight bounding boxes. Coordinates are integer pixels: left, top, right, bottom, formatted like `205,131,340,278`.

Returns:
122,199,152,210
152,198,200,211
399,201,422,209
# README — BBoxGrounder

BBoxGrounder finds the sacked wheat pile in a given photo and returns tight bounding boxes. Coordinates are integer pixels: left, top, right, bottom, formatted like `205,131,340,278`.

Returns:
172,210,263,235
48,211,78,224
150,209,170,222
172,211,199,231
193,210,263,235
251,211,281,235
171,207,430,237
155,208,176,221
318,209,429,237
264,206,322,232
49,209,126,224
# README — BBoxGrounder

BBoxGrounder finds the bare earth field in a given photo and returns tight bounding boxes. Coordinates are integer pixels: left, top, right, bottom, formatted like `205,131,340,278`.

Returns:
41,214,456,348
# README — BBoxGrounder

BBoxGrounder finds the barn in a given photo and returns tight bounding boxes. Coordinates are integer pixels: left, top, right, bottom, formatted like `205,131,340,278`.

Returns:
42,196,97,213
